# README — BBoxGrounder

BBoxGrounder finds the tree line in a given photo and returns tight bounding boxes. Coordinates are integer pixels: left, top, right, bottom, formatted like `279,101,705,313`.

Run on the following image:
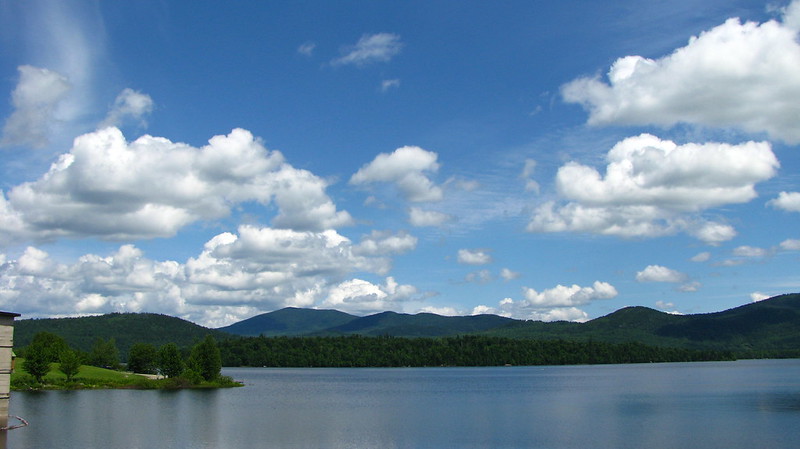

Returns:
19,331,223,385
20,332,736,379
217,334,735,367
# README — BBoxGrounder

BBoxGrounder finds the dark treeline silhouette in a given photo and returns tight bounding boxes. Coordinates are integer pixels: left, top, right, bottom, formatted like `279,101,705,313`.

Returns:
218,334,734,367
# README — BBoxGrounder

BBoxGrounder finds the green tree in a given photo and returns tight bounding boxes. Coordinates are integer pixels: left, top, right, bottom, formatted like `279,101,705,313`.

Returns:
58,349,81,381
22,343,51,383
189,335,222,381
89,337,120,369
127,342,158,374
157,343,184,378
28,331,69,363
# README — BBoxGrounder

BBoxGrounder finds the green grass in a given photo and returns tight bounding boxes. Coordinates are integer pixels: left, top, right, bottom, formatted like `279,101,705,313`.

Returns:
11,358,242,390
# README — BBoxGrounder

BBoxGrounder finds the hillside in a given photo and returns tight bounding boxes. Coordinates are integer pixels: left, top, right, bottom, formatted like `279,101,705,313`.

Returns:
317,311,516,337
484,293,800,355
218,307,358,336
14,313,224,357
11,293,800,358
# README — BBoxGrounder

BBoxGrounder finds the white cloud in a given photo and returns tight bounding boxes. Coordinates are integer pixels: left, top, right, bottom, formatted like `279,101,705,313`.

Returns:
636,265,687,283
688,222,737,245
353,230,418,256
750,291,770,302
1,65,72,148
418,306,460,316
297,42,316,56
520,159,540,193
732,245,769,257
780,239,800,250
522,281,618,308
768,191,800,212
562,8,800,143
690,251,711,262
0,225,420,326
500,268,521,281
465,269,492,284
381,79,400,92
322,277,417,314
0,127,352,243
474,281,618,322
457,249,493,265
527,134,776,244
99,88,154,129
332,33,403,67
408,207,452,227
784,0,800,31
351,146,443,202
655,300,675,310
678,281,701,292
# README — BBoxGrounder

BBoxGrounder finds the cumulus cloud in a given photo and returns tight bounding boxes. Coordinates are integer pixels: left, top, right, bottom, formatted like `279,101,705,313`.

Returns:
780,239,800,250
99,88,154,129
475,281,617,322
332,33,403,67
732,245,770,258
690,251,711,262
321,277,418,314
636,265,687,283
562,6,800,143
353,230,418,256
0,127,352,243
1,65,72,148
768,191,800,212
457,249,493,265
0,224,420,326
351,146,443,202
408,207,452,227
522,281,618,307
750,291,770,302
526,134,777,244
500,268,521,281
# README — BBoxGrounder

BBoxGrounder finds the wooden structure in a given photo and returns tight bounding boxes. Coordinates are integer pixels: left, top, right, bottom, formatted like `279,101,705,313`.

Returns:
0,311,20,430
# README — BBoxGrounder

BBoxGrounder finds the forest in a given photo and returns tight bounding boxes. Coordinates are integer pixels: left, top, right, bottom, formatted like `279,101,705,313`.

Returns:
217,334,735,367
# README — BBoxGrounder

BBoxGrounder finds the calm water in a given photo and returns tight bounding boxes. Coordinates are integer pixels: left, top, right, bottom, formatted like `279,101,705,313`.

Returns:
7,359,800,448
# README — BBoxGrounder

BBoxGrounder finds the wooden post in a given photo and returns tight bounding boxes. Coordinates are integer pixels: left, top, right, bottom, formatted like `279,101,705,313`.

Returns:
0,311,20,431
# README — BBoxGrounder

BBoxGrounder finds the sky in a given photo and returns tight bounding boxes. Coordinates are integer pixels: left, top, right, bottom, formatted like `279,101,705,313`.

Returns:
0,0,799,328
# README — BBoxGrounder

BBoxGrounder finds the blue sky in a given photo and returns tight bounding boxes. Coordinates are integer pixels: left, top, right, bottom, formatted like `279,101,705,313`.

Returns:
1,0,799,327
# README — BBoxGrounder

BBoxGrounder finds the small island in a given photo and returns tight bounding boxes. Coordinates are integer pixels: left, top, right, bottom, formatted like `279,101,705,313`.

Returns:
12,334,242,391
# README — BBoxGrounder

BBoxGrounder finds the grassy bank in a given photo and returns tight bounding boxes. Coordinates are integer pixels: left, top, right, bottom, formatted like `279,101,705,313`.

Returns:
11,358,242,390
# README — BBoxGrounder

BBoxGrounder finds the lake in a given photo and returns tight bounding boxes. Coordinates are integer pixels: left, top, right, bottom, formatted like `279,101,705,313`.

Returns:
7,359,800,448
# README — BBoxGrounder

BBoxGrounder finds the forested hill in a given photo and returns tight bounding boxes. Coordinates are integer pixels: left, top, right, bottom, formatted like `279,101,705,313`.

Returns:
217,307,358,336
483,293,800,356
14,313,223,356
11,293,800,358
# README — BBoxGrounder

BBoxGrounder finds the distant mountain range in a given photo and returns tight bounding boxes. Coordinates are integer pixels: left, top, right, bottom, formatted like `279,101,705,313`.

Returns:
13,293,800,358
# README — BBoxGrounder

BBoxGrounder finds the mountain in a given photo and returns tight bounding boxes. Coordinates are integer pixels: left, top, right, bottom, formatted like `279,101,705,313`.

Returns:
485,293,800,355
11,293,800,358
14,313,223,357
317,311,516,337
218,307,358,336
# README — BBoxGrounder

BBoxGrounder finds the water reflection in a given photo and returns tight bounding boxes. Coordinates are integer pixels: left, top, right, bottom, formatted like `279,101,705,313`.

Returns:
8,360,800,449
